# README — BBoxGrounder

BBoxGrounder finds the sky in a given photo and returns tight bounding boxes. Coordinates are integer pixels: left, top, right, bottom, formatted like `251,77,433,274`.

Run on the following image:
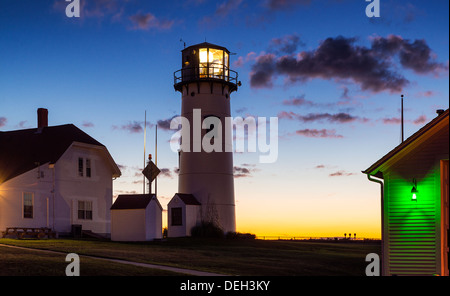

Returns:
0,0,448,239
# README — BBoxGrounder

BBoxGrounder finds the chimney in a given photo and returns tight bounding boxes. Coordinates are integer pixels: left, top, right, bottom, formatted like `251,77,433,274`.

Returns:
37,108,48,128
436,109,444,116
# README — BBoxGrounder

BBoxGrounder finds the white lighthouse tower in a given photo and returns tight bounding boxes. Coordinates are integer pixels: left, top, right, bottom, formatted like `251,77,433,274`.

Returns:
167,42,239,237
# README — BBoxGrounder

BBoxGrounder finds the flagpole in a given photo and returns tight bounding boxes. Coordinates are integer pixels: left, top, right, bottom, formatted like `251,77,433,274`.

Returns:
155,124,158,198
144,110,146,194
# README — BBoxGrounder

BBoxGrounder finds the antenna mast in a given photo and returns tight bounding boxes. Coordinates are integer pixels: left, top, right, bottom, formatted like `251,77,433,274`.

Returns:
401,95,404,143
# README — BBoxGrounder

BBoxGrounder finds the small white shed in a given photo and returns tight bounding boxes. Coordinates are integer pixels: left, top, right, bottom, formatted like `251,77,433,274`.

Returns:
167,193,201,237
110,194,162,241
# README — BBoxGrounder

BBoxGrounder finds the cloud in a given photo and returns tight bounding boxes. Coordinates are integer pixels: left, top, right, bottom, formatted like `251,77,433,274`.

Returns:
278,111,368,124
282,95,316,107
200,0,243,25
0,117,6,128
157,115,180,131
233,52,257,68
412,115,427,125
371,35,448,75
235,107,248,114
215,0,243,17
233,164,259,178
82,121,94,128
414,90,435,98
129,12,174,30
380,115,428,125
250,35,447,93
17,121,28,128
112,121,152,134
382,117,401,125
268,34,304,54
250,53,277,88
295,129,343,138
264,0,312,10
329,170,355,177
117,164,128,171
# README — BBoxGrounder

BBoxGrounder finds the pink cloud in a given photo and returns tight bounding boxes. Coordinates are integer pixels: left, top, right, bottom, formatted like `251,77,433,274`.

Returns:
129,12,174,30
295,129,343,138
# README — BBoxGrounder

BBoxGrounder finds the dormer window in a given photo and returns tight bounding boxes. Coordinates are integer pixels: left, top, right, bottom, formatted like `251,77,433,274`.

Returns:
78,157,92,178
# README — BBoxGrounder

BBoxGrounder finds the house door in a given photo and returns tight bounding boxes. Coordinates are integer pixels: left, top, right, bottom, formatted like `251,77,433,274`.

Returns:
441,160,449,276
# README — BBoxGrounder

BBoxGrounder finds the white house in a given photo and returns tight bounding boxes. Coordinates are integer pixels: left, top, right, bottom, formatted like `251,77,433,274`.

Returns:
0,108,121,237
110,194,163,241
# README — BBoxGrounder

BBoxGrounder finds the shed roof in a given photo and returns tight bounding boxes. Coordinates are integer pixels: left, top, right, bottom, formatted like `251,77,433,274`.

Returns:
363,109,449,177
0,124,121,183
175,193,201,205
111,194,156,210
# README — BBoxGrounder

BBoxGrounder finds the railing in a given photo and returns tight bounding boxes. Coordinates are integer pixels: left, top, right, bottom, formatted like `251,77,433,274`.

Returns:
174,66,238,86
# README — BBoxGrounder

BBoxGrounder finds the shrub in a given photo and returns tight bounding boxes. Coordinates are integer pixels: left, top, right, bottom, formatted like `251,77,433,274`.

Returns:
225,232,256,240
191,222,224,238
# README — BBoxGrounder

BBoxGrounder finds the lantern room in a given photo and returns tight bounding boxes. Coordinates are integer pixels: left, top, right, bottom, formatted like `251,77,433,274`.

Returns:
174,42,239,93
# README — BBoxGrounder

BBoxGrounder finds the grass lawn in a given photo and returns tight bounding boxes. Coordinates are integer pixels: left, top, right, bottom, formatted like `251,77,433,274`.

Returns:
0,238,380,276
0,245,181,276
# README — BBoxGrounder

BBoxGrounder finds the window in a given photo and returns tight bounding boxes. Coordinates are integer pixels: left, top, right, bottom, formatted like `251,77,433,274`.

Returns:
171,207,182,226
23,192,33,219
199,48,224,79
78,157,92,178
86,158,91,178
78,158,83,177
78,201,93,220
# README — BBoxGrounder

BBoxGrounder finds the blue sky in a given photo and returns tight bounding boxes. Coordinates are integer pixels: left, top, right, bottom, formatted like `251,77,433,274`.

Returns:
1,0,448,237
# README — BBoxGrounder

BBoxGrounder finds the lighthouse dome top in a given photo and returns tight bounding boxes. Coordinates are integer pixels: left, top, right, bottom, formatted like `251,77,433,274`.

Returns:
183,42,230,54
174,42,239,93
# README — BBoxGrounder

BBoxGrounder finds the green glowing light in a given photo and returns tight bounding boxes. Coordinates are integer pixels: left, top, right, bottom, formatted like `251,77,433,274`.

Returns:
411,186,418,201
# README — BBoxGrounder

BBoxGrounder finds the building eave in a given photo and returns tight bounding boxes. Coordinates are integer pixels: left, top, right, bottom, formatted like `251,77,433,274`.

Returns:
363,109,449,176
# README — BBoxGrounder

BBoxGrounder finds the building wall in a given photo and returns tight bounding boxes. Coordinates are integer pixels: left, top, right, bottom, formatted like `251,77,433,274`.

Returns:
0,143,115,236
382,125,449,276
55,143,113,235
178,82,236,234
0,165,53,231
167,197,187,237
145,200,162,240
111,209,145,241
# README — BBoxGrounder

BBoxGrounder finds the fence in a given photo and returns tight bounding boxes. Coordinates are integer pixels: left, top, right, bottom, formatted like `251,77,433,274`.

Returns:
255,236,380,242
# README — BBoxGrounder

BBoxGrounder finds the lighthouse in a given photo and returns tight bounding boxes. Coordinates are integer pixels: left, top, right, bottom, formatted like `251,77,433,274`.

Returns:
167,42,239,237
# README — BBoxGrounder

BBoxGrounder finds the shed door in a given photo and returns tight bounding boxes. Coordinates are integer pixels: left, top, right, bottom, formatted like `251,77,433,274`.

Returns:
441,160,449,276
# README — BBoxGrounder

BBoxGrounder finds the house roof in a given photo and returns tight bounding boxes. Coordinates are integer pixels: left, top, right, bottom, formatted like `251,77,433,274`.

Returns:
363,109,449,177
175,193,201,205
0,124,120,183
111,194,156,210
